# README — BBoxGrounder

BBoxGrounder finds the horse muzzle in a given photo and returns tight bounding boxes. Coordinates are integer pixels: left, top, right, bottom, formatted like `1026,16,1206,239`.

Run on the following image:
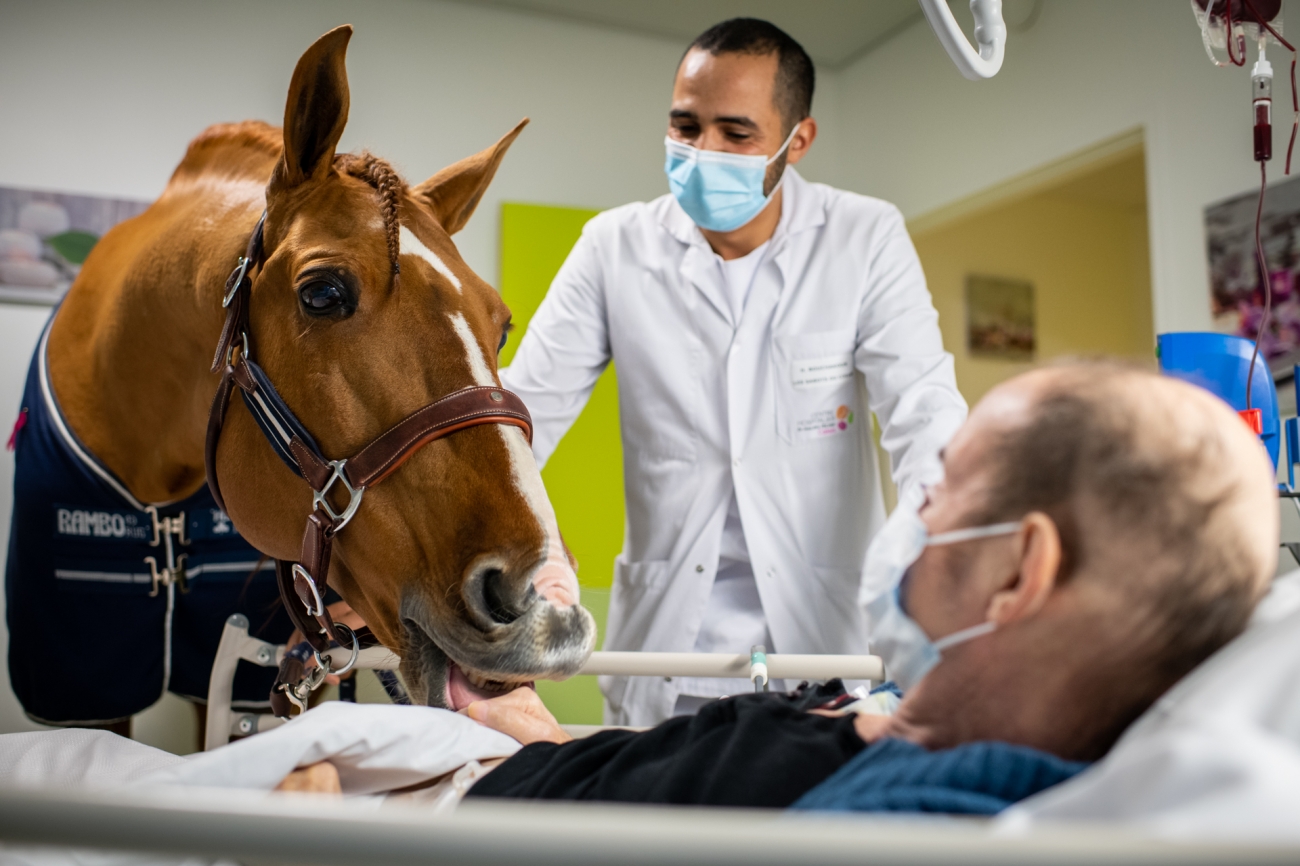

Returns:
398,578,596,711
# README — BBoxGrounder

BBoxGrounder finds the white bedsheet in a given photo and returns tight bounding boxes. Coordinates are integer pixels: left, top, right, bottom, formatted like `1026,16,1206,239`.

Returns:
0,702,520,865
0,701,519,797
999,573,1300,842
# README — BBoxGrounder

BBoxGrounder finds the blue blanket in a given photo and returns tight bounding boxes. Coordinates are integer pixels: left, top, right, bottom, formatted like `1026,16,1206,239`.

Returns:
792,737,1088,815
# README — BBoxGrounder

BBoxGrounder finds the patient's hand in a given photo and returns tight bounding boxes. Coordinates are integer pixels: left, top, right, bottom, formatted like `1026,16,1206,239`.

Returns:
275,760,342,795
465,688,573,746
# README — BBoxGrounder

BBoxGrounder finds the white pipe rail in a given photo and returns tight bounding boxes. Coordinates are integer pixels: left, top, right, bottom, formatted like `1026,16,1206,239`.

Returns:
578,651,883,681
206,617,884,749
0,785,1294,866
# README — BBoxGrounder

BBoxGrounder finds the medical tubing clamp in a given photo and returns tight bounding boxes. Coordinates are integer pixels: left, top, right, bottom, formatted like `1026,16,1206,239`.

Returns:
204,209,534,718
750,645,769,693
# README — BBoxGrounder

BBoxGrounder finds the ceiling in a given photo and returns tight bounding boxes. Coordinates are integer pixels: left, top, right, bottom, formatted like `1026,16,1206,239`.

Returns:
456,0,924,69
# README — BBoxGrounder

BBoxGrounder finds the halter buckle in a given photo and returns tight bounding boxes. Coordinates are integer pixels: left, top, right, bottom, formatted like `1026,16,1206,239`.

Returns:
312,459,364,530
292,563,328,619
223,257,251,308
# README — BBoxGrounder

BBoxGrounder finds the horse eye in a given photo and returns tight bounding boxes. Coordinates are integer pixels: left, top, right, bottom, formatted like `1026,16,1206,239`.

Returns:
299,280,345,315
498,328,509,352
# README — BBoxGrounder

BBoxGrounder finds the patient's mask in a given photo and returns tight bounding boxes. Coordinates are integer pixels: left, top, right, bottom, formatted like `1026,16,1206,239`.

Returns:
664,124,799,233
860,501,1020,692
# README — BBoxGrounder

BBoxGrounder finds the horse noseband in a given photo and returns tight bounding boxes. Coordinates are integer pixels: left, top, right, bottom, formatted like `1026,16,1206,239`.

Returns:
204,212,534,716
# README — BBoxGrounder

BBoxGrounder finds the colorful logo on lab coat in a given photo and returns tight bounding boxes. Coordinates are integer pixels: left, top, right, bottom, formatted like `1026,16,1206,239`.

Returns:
794,404,856,440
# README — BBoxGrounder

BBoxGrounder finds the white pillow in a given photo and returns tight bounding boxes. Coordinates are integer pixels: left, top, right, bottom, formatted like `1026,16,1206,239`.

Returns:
998,588,1300,842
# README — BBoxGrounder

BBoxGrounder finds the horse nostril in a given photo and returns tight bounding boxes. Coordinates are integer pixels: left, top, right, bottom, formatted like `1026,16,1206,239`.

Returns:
481,567,523,625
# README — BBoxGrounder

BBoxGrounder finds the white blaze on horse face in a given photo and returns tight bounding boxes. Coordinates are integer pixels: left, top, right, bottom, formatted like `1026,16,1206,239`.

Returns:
447,312,579,610
399,225,461,292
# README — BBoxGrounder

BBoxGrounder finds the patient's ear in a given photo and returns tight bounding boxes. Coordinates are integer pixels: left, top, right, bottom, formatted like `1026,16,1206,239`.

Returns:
986,512,1060,625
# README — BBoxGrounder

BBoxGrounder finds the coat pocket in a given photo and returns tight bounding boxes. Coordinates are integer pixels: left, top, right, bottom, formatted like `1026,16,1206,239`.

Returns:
773,328,859,445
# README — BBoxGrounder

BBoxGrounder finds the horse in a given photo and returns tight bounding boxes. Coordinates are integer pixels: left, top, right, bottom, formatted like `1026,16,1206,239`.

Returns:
7,24,595,723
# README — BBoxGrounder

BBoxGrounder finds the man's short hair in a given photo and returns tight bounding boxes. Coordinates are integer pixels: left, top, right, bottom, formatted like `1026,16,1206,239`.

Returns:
687,18,815,132
972,362,1266,734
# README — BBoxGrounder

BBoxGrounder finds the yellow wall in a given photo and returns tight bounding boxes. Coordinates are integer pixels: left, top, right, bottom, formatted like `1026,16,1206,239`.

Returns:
498,202,616,723
912,152,1155,405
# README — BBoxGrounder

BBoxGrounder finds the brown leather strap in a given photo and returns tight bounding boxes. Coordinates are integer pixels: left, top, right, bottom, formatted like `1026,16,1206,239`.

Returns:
204,366,237,513
346,386,533,487
288,435,333,492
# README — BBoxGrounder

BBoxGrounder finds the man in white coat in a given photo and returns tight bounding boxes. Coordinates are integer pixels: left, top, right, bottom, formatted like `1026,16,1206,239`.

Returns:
501,18,967,725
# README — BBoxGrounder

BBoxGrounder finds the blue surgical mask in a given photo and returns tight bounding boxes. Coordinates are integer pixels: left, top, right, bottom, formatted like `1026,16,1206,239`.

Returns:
859,501,1020,692
664,124,800,233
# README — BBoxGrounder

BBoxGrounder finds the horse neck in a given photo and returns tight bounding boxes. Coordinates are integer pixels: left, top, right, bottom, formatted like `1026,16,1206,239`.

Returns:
47,171,270,506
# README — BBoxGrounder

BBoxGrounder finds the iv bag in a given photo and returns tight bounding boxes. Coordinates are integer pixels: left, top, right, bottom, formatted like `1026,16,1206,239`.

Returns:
1193,0,1285,66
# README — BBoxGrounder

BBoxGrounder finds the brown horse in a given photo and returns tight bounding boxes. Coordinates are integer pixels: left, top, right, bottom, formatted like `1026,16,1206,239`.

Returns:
43,25,595,710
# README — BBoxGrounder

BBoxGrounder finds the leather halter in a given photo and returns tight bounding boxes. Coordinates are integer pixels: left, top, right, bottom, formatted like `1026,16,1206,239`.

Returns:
205,212,533,715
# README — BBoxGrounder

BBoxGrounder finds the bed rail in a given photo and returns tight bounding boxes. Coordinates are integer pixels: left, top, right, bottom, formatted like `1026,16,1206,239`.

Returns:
206,616,885,750
0,785,1294,866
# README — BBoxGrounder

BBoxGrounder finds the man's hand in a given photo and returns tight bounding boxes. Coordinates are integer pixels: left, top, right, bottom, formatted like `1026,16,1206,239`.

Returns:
288,600,366,687
464,687,573,746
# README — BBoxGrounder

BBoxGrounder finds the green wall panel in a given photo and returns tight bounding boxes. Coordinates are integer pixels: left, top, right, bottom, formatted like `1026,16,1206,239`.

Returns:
499,202,619,724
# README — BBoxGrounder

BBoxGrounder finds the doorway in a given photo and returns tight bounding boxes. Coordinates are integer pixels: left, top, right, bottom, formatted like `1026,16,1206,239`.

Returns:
909,130,1154,406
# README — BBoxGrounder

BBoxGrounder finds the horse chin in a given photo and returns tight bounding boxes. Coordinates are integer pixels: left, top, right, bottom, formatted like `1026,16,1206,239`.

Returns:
400,596,595,711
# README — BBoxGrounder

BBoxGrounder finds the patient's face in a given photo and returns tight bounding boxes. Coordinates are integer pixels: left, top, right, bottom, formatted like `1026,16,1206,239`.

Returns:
904,382,1037,639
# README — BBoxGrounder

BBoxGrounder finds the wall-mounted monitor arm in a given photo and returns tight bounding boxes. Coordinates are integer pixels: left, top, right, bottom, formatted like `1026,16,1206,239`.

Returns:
919,0,1006,80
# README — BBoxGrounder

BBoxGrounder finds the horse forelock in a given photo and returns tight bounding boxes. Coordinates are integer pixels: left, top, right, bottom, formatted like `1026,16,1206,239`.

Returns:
335,151,405,279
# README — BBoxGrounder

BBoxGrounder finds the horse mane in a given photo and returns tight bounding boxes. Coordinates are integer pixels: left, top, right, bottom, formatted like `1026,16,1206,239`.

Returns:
176,122,405,278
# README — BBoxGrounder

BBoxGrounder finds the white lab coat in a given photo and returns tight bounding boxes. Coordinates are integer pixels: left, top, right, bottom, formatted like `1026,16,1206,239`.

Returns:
502,169,966,725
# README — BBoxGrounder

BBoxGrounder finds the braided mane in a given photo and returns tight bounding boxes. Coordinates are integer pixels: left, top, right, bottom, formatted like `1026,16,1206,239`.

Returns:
335,151,405,279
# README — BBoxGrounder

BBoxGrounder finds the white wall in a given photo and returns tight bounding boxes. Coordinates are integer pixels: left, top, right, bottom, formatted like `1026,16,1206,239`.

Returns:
832,0,1293,335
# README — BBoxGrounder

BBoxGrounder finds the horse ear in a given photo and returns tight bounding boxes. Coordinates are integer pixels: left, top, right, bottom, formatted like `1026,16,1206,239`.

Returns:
411,119,528,235
276,25,352,187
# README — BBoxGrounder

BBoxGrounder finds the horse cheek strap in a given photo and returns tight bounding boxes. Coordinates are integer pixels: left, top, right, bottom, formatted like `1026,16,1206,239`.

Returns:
206,210,535,716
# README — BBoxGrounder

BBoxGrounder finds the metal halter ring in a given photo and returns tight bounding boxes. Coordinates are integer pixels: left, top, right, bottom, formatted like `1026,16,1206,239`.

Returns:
313,622,361,678
291,563,326,617
312,459,365,530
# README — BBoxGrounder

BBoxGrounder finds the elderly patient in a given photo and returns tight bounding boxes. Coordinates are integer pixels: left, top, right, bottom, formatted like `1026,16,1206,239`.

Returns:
286,362,1279,811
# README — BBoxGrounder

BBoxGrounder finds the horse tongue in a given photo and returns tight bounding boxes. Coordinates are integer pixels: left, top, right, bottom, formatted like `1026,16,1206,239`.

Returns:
446,662,532,711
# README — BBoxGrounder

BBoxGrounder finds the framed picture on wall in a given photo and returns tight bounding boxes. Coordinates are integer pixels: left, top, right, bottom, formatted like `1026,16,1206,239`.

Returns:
0,186,148,306
1205,173,1300,377
966,274,1036,361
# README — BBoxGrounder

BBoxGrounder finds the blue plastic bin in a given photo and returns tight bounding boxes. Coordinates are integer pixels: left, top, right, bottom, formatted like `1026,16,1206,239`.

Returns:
1156,332,1279,469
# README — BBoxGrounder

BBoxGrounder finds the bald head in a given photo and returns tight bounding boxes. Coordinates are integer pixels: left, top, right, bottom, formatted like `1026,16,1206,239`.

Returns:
897,361,1278,759
971,364,1276,637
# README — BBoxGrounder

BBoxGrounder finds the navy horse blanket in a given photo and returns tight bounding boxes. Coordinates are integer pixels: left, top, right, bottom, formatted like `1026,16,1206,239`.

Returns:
5,318,292,725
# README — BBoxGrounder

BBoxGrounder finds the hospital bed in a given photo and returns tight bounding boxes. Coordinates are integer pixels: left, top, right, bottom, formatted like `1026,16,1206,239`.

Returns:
204,614,887,749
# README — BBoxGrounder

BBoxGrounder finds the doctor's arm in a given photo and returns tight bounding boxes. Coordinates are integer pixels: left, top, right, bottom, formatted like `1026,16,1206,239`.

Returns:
854,209,967,505
499,227,612,468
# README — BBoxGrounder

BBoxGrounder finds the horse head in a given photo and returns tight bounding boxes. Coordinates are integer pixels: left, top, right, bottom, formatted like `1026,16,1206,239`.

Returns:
214,26,595,709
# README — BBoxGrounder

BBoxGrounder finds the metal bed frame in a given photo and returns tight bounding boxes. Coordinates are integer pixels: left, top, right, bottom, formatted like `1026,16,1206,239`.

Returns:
0,784,1294,866
205,614,887,750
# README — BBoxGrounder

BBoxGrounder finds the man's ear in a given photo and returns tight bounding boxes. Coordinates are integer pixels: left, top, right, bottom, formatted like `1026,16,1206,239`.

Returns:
786,117,818,166
411,119,528,235
275,25,352,188
986,512,1060,625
